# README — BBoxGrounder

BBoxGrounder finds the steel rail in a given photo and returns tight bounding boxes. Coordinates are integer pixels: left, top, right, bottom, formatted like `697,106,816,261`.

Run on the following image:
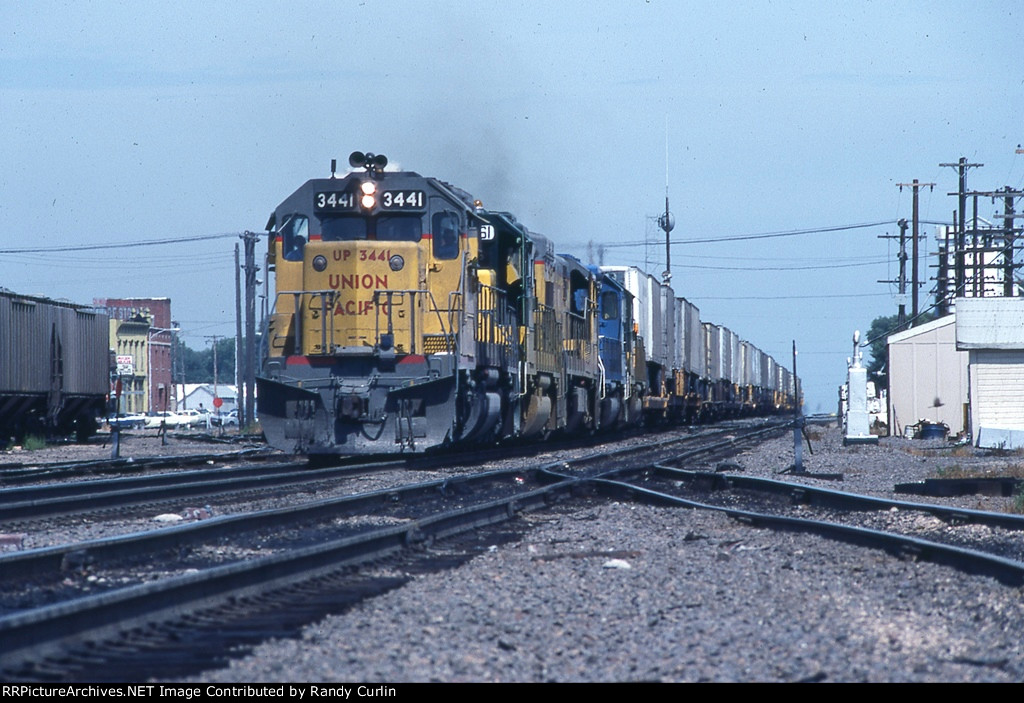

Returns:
0,477,577,673
0,420,790,676
0,420,788,523
0,468,542,580
649,465,1024,531
0,424,784,579
589,476,1024,587
0,459,405,521
0,448,272,485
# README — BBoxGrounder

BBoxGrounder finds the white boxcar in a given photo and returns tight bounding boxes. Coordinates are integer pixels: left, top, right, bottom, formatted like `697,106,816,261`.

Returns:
765,356,778,395
673,297,703,376
659,283,676,372
601,266,674,369
717,325,732,383
728,329,741,386
742,342,763,389
703,323,721,381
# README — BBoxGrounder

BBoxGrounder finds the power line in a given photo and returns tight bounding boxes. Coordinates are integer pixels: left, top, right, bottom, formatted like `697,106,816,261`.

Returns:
599,220,895,249
672,259,886,272
699,292,890,300
0,232,243,254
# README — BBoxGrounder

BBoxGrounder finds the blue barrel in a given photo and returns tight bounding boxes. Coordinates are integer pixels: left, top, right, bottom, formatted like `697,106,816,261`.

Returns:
919,423,947,440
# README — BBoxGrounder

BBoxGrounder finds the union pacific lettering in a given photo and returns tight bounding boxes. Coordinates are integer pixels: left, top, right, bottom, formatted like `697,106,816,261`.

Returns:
333,300,381,316
328,274,389,290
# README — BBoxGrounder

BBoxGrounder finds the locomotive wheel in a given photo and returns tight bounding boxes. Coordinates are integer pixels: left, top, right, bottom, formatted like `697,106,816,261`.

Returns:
460,390,501,442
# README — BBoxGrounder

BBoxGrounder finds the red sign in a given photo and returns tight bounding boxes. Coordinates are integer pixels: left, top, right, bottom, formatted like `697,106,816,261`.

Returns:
213,397,223,408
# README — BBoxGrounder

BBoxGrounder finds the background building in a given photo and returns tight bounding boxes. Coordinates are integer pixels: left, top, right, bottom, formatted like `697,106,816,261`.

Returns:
176,383,237,414
96,298,174,414
956,297,1024,449
887,316,968,438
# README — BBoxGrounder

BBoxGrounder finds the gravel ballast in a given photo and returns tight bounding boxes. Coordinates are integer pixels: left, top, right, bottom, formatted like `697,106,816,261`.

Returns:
181,422,1024,683
5,422,1024,681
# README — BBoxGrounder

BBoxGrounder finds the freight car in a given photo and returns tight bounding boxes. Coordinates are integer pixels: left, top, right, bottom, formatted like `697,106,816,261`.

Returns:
0,290,110,444
257,153,797,456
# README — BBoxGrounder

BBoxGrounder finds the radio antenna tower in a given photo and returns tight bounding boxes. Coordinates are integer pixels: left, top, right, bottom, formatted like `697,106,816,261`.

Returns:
658,118,675,284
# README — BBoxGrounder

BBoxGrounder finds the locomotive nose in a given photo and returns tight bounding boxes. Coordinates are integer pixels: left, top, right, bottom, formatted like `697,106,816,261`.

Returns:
301,240,420,354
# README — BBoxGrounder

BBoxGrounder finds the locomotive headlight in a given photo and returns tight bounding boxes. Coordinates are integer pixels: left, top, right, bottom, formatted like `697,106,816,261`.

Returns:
359,181,377,209
388,254,405,271
312,255,328,272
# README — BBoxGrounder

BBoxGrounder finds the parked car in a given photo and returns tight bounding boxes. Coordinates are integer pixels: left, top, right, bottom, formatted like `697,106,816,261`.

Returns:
176,409,210,428
210,409,238,427
107,413,147,430
143,411,179,429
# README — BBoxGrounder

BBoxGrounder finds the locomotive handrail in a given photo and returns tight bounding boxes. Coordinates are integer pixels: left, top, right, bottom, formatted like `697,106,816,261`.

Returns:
371,288,452,355
268,288,457,356
476,283,515,367
273,289,339,355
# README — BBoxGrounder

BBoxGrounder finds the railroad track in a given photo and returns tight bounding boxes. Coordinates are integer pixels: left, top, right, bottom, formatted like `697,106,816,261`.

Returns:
0,419,789,681
0,420,777,526
0,448,274,486
587,465,1024,585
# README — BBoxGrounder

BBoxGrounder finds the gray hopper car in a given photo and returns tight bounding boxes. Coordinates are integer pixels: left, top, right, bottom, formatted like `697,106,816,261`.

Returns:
0,290,110,444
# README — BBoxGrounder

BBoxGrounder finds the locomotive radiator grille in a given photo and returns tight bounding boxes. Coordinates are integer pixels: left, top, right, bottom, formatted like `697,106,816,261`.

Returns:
422,334,455,355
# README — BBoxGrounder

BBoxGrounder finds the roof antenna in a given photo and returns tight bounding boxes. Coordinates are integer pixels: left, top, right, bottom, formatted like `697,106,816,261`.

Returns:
657,116,675,284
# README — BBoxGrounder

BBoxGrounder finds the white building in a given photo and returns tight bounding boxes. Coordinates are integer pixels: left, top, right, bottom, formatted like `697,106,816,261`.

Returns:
887,315,969,438
956,297,1024,448
176,383,238,415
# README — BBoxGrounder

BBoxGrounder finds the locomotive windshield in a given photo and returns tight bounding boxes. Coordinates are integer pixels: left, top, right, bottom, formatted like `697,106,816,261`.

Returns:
321,216,367,241
320,214,422,242
376,215,422,241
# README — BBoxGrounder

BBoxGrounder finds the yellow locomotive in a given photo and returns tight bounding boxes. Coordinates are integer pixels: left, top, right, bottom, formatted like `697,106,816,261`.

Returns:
258,152,610,455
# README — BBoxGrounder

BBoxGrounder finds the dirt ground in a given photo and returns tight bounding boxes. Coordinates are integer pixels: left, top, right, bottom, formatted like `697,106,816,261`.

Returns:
0,429,267,465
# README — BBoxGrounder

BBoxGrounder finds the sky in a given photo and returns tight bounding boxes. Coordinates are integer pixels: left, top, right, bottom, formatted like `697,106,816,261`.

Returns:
2,1,1023,413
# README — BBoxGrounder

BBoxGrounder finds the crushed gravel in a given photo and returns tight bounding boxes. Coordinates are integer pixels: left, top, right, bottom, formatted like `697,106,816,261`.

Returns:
6,422,1024,681
182,422,1024,682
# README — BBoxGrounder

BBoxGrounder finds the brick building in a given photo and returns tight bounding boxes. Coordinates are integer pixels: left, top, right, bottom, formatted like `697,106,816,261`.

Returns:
94,298,174,414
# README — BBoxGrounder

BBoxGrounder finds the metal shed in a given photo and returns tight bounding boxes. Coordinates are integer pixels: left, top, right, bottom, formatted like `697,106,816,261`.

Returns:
887,314,968,438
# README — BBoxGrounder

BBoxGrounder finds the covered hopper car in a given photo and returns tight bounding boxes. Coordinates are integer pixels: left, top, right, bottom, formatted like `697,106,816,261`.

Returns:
0,290,109,443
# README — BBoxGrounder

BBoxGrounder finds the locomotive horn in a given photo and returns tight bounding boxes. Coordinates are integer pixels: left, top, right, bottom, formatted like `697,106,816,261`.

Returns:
349,151,367,168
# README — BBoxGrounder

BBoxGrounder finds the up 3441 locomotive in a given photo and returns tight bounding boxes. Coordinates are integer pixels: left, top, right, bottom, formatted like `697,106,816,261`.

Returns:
257,152,796,456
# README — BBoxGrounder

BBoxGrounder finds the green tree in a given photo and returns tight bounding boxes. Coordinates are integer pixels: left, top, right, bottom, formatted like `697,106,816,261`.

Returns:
178,337,237,384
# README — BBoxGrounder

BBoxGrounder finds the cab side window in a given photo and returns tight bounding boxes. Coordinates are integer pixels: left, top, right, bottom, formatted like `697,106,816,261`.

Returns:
281,214,308,261
432,212,460,260
601,291,619,320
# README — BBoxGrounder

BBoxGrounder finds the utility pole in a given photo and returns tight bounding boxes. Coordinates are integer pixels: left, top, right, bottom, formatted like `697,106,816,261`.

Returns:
878,222,908,328
204,335,221,408
960,186,1024,297
659,193,674,284
658,121,675,285
896,218,908,329
242,231,259,429
235,243,245,427
940,157,983,301
1003,188,1019,297
896,179,935,322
